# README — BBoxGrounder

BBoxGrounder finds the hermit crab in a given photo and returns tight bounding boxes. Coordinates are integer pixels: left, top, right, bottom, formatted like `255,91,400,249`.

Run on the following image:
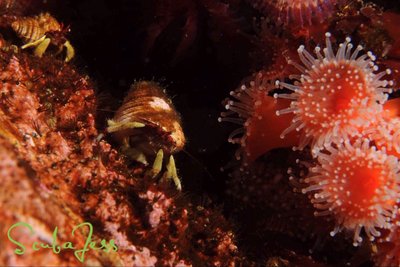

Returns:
11,12,75,62
107,81,185,190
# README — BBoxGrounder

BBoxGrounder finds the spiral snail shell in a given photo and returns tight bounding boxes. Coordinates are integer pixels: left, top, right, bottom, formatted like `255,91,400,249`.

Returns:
11,12,74,62
11,12,61,43
109,81,185,155
107,81,185,190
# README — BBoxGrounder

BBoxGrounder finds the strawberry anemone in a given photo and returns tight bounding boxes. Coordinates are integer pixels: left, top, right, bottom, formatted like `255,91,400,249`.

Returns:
274,33,393,154
365,117,400,158
219,72,299,165
363,98,400,158
249,0,339,26
301,139,400,246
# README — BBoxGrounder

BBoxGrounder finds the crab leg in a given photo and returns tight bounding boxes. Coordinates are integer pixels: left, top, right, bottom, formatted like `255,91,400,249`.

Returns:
63,40,75,62
106,120,145,133
146,149,163,177
163,155,181,191
34,37,51,58
21,35,46,49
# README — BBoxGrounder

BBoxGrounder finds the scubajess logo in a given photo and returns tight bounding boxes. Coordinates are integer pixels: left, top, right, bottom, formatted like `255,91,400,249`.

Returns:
7,222,118,263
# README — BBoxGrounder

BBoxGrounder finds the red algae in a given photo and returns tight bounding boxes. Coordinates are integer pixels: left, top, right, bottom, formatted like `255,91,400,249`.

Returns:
275,33,393,154
220,72,299,165
302,140,400,246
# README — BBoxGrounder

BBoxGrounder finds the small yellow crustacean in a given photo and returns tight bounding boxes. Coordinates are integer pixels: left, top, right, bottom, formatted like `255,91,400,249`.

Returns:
11,12,75,62
107,81,186,190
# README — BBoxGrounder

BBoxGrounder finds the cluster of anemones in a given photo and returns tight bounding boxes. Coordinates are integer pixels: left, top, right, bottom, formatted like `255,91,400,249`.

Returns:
221,32,400,250
274,32,400,246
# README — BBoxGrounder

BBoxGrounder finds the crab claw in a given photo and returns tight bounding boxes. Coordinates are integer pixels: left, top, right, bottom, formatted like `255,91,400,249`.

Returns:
63,40,75,62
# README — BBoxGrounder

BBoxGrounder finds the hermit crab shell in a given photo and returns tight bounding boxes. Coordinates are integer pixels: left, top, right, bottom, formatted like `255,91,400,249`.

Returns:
11,12,61,43
112,81,185,155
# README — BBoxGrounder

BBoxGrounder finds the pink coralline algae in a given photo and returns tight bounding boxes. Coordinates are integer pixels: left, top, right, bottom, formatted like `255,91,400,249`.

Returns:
139,190,174,228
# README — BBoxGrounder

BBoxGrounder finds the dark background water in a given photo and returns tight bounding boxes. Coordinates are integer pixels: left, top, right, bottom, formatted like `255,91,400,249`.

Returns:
46,0,253,204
